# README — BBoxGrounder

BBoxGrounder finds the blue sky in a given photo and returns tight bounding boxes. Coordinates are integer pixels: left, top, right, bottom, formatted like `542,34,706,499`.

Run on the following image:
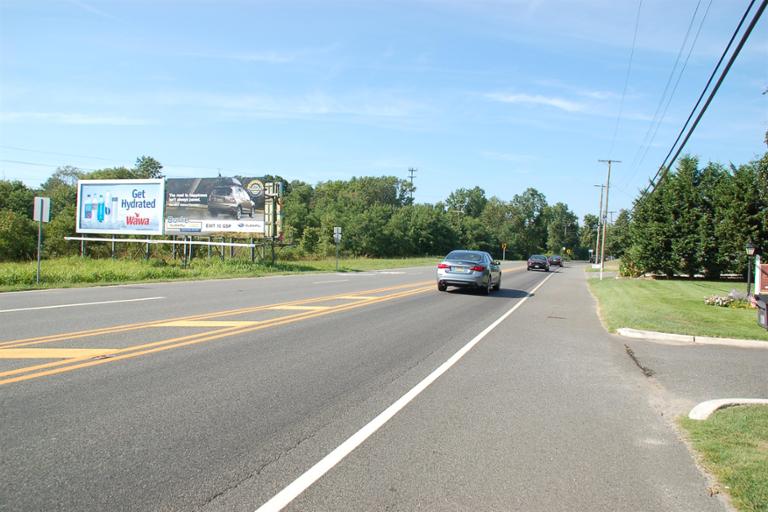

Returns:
1,0,766,221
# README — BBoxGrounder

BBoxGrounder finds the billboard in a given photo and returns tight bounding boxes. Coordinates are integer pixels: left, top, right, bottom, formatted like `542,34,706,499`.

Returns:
76,179,165,235
164,177,270,235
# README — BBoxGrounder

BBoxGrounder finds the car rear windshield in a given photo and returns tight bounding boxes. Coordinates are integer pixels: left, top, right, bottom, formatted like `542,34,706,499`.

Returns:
213,187,232,195
446,251,483,262
530,255,547,261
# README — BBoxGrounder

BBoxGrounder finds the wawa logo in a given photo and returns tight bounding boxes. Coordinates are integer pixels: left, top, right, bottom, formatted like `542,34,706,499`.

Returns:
126,212,151,226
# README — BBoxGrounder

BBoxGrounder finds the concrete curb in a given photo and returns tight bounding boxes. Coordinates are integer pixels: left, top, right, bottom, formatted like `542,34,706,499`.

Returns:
688,398,768,420
617,328,768,349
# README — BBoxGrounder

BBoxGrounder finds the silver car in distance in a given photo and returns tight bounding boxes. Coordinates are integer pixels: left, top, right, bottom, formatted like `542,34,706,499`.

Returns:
436,250,502,294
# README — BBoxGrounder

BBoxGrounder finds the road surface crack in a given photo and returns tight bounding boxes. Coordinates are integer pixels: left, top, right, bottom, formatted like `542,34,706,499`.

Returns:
624,344,655,377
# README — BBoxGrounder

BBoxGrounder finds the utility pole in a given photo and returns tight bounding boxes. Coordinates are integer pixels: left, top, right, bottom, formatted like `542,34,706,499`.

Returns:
407,167,417,202
593,184,605,265
608,210,616,224
598,159,620,281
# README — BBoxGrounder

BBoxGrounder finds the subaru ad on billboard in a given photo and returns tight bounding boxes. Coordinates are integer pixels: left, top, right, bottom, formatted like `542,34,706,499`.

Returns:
164,177,267,235
76,179,165,235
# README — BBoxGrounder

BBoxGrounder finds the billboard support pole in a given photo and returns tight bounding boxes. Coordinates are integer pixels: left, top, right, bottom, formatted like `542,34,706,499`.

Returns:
145,239,150,260
271,238,275,265
36,208,42,285
81,239,85,258
111,236,116,259
230,238,234,259
250,238,255,262
208,237,212,259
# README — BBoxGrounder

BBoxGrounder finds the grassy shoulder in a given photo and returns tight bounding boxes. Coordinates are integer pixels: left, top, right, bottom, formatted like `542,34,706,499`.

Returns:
679,406,768,512
584,259,621,273
588,277,768,341
0,256,441,292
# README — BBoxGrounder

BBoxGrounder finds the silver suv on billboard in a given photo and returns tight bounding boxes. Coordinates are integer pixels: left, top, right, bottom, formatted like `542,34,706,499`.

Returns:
207,184,256,220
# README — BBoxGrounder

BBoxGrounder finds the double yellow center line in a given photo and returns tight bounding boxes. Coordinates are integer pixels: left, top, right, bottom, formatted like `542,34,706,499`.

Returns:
0,281,433,386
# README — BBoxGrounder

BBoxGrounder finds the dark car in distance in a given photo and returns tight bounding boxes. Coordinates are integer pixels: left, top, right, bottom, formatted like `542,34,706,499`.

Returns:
549,255,562,266
527,254,550,272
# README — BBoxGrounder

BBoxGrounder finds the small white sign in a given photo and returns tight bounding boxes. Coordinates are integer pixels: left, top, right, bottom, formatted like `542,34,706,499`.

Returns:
33,197,51,223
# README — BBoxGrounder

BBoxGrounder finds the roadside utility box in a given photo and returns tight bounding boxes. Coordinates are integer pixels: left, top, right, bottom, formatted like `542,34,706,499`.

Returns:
758,294,767,330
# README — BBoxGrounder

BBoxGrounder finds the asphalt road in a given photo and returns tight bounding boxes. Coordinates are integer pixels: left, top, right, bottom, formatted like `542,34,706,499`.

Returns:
0,262,750,511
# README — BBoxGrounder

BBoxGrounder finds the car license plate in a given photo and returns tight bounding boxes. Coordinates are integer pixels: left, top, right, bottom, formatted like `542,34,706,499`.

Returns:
452,266,469,273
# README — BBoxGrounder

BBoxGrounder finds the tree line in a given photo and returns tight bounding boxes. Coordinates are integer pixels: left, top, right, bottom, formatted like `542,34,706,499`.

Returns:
2,151,763,273
0,157,587,261
616,153,767,278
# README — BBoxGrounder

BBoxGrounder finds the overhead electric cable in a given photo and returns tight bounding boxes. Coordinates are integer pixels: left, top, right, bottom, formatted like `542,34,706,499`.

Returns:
0,145,248,175
647,0,756,187
644,0,767,196
607,0,643,159
626,0,713,187
628,0,703,176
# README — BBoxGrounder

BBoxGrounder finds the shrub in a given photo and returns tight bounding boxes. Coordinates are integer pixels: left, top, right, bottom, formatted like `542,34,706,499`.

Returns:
0,209,37,261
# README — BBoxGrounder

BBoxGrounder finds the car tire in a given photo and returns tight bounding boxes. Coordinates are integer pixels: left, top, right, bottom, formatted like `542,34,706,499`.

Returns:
235,206,242,220
437,282,447,292
249,208,254,218
493,277,501,291
527,267,531,271
480,280,491,295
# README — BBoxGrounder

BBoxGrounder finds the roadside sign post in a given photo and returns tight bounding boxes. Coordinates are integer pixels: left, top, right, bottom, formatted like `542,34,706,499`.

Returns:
33,197,51,285
501,242,507,261
333,227,342,271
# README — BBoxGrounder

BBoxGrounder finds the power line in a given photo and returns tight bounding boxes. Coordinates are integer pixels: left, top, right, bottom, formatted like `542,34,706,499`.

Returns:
607,0,643,159
0,144,238,174
625,0,713,188
644,0,766,197
0,145,118,162
627,0,704,180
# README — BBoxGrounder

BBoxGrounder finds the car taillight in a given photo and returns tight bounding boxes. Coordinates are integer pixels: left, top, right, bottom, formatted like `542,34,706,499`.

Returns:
437,263,450,269
470,265,485,272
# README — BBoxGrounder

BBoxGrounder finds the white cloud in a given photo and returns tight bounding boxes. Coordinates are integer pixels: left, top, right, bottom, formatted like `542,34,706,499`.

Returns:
65,0,118,20
180,44,340,65
480,151,536,163
155,91,420,119
486,92,585,112
0,112,149,126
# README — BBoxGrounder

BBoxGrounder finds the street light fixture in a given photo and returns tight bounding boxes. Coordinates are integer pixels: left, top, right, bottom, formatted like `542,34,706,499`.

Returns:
746,240,756,296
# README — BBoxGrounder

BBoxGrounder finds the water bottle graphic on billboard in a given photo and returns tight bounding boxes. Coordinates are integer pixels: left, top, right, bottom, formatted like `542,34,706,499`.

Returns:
76,179,164,235
84,194,93,220
97,194,105,223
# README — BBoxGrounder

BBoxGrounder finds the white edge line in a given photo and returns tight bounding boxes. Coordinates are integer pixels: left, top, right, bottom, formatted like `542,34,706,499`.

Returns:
254,272,555,512
0,296,165,313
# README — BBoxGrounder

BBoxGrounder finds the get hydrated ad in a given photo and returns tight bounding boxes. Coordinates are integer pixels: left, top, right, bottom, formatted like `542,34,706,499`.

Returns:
76,179,165,235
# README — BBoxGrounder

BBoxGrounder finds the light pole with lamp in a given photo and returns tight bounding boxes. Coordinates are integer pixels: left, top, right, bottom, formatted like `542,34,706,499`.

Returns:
746,240,756,297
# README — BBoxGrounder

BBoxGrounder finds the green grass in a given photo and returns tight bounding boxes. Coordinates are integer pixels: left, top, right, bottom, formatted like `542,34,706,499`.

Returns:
0,256,440,292
680,406,768,512
588,278,768,341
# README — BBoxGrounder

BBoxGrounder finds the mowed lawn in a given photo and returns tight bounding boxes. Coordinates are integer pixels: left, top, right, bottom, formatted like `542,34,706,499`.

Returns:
680,406,768,512
0,256,442,291
588,278,768,341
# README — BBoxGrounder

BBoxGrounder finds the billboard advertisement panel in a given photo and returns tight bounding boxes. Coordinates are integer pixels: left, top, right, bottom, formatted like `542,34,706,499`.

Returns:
76,179,165,235
164,177,269,235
